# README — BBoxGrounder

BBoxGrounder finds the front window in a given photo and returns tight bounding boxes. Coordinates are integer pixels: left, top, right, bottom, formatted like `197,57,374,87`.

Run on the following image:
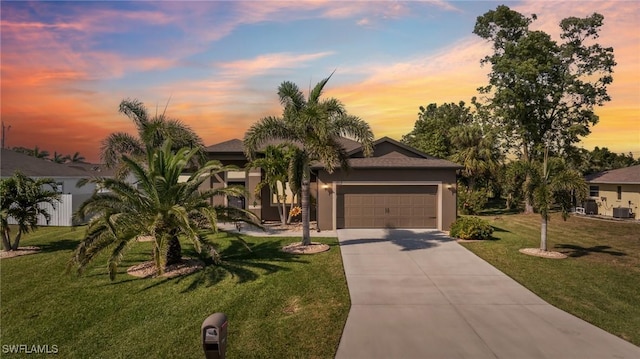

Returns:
589,185,599,198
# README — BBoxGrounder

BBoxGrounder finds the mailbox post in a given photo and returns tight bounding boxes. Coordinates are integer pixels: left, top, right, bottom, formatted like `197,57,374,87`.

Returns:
201,313,228,359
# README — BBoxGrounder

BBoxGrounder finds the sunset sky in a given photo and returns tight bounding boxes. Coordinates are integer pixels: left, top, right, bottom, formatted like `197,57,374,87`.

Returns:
1,0,638,163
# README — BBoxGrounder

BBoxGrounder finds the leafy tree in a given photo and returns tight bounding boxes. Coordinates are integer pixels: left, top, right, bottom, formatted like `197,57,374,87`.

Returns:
402,101,502,212
244,74,374,245
246,144,303,226
69,142,259,279
101,98,204,176
532,149,587,251
1,171,60,251
401,101,474,159
474,5,615,211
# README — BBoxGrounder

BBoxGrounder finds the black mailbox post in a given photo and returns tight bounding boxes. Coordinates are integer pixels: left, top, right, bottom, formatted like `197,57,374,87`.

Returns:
201,313,228,359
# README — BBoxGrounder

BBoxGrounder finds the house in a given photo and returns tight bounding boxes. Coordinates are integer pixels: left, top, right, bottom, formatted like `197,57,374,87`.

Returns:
583,165,640,219
0,149,102,226
205,137,462,231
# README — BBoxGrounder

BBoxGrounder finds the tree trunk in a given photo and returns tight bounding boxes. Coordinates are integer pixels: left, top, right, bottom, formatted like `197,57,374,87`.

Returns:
540,216,548,251
524,198,534,214
166,235,182,266
2,228,12,251
10,231,22,251
301,166,311,246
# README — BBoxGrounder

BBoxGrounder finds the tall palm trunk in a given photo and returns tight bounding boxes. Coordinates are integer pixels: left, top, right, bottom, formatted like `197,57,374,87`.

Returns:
11,231,23,251
540,216,548,251
2,228,11,251
301,165,311,246
166,234,182,266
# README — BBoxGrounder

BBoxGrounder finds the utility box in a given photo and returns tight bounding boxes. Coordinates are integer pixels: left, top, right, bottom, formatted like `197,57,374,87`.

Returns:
613,207,631,218
201,313,228,359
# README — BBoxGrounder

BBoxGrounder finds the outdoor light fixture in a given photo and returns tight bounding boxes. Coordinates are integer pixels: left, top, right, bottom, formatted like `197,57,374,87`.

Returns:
322,183,333,195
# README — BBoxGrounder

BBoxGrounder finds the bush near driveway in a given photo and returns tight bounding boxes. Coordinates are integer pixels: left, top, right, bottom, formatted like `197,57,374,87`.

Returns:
460,213,640,346
450,216,494,240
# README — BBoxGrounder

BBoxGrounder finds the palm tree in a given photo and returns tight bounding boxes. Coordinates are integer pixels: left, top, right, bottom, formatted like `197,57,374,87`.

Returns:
533,148,587,251
246,144,302,226
69,152,85,163
244,74,374,245
69,141,260,280
52,151,69,164
32,146,49,160
101,98,204,176
449,125,501,190
1,171,60,251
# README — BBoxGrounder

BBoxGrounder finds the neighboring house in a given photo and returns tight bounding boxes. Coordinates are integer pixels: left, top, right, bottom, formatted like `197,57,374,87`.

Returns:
583,165,640,219
205,136,462,231
0,149,105,226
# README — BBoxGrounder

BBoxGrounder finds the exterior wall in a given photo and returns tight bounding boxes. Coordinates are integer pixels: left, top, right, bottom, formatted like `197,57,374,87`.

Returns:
587,183,640,218
317,168,458,231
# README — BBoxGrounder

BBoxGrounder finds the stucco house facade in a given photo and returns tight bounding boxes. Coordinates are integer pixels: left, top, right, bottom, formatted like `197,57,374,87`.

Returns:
584,165,640,219
1,149,107,226
205,137,462,232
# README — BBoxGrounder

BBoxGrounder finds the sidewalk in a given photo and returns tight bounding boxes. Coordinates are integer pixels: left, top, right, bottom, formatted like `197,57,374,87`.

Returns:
335,228,640,359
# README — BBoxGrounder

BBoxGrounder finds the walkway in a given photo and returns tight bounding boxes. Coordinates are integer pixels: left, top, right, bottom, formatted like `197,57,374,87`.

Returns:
335,228,640,359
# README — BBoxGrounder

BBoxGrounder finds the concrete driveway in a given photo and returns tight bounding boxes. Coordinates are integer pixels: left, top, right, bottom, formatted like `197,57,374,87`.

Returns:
335,229,640,359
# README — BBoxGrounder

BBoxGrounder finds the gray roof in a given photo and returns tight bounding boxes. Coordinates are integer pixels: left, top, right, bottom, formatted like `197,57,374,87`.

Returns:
205,139,245,153
1,149,97,178
585,165,640,184
347,156,462,169
206,137,363,154
206,136,461,170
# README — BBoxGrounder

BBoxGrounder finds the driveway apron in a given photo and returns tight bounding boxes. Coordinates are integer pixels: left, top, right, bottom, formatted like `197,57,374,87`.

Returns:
335,229,640,359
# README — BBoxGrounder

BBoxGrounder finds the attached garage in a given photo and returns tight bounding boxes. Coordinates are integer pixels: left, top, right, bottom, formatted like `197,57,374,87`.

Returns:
315,137,461,232
339,185,437,228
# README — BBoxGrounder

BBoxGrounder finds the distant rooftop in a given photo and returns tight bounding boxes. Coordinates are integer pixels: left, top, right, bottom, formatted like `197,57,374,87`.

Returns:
1,149,109,177
585,165,640,184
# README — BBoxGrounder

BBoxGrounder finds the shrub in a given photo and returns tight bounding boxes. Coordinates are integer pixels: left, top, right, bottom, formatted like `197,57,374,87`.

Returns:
457,186,489,215
450,216,494,240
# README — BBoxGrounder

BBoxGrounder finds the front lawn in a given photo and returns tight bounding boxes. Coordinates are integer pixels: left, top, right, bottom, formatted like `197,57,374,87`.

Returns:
1,226,350,358
459,213,640,346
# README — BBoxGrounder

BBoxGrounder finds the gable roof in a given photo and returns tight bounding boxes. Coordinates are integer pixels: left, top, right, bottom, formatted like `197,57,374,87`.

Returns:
205,139,245,153
1,149,93,178
585,165,640,184
206,137,363,154
315,136,462,169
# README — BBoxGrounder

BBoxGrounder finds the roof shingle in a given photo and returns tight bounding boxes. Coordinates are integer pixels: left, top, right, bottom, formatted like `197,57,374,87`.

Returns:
585,165,640,184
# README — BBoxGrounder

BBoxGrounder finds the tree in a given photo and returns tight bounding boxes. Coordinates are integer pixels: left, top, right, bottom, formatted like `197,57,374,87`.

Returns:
533,148,587,251
52,151,69,164
69,152,85,163
244,74,374,245
402,101,502,213
69,142,260,279
474,6,615,211
246,144,302,226
1,171,60,251
32,146,49,160
401,101,474,159
101,98,204,176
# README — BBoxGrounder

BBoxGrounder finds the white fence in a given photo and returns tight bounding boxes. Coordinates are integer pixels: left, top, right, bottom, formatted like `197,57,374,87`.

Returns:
7,194,74,227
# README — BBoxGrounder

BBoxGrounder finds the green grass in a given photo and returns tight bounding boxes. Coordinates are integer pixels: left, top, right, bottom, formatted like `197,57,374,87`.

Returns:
459,213,640,346
1,226,350,358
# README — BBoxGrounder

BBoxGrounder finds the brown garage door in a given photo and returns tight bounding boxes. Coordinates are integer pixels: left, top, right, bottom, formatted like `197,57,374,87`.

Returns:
339,185,437,228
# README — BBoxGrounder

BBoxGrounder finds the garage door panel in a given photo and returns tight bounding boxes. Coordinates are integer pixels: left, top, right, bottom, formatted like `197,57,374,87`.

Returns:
342,186,437,229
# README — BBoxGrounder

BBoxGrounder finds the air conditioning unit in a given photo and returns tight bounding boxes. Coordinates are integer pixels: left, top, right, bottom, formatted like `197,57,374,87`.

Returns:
613,207,631,218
